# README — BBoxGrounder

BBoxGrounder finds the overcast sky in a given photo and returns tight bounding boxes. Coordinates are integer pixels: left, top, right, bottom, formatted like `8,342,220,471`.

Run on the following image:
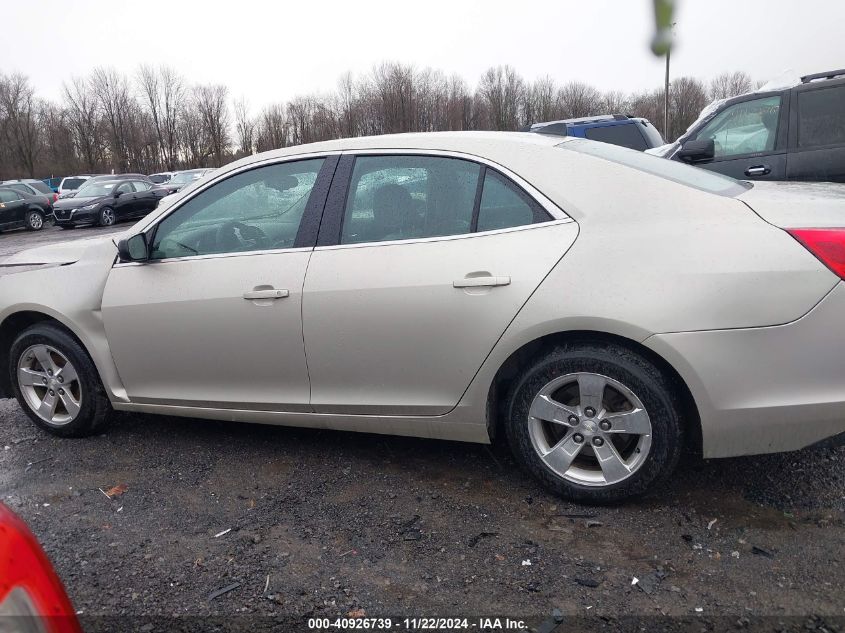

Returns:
3,0,843,113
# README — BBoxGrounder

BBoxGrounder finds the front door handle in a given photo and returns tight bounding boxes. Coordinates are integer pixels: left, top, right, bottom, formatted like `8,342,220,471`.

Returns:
243,288,289,300
453,275,511,288
744,165,771,177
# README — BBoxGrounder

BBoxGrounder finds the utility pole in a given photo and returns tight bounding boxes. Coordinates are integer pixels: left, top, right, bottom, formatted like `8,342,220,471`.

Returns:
663,21,676,140
663,45,670,139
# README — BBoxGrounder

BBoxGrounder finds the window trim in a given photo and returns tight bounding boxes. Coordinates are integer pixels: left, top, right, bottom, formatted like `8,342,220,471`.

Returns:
316,149,564,249
133,153,339,265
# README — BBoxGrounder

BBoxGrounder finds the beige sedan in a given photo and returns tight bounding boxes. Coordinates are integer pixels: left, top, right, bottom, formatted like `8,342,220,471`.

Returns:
2,132,844,503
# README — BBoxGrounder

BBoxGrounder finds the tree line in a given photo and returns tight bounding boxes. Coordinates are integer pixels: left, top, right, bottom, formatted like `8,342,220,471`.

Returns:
0,63,756,180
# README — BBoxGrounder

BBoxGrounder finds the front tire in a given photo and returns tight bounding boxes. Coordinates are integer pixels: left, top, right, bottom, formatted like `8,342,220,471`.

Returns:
98,207,115,227
25,210,44,231
9,323,114,437
504,342,684,504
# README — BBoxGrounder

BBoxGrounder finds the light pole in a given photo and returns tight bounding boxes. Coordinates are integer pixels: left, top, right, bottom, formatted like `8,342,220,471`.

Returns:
663,21,676,140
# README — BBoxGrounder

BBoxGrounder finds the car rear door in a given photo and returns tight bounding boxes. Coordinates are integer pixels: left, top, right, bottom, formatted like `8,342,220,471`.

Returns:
786,82,845,182
301,152,578,415
101,155,337,410
681,93,788,180
129,180,159,216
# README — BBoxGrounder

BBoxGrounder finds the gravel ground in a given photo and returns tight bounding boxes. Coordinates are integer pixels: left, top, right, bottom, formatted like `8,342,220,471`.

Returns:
1,226,844,629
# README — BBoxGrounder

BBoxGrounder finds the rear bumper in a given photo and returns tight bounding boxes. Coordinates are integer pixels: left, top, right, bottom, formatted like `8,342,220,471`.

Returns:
646,282,845,458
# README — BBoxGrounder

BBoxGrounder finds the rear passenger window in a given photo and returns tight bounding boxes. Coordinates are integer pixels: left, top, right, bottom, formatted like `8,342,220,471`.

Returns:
585,124,649,151
341,156,480,244
477,170,545,232
798,86,845,148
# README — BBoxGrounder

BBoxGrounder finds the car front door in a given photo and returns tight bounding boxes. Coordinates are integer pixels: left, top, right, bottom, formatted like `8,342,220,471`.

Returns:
0,190,26,228
679,94,787,180
101,156,336,410
112,181,135,219
786,82,845,182
302,152,578,415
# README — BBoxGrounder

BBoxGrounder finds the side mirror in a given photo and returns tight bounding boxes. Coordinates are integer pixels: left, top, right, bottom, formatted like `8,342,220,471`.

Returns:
677,138,715,163
117,233,149,263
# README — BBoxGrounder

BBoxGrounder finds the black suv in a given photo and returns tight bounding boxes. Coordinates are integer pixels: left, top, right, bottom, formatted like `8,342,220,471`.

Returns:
655,69,845,182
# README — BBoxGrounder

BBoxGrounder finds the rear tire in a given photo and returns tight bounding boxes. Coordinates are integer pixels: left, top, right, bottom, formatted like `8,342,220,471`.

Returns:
504,341,684,504
9,323,114,437
25,210,44,231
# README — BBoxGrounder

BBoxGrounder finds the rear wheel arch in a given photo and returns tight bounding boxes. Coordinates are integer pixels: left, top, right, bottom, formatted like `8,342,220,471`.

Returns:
486,330,702,455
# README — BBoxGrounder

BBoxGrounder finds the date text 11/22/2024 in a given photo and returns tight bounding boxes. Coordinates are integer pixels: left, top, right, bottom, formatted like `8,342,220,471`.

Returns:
307,617,530,630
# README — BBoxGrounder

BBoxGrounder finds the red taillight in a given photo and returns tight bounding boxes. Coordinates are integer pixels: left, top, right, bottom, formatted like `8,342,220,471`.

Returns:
787,228,845,280
53,193,58,203
0,504,81,633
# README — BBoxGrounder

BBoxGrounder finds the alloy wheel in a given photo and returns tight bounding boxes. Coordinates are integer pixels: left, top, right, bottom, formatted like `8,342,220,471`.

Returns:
28,213,43,229
17,344,82,426
527,372,652,487
101,208,115,226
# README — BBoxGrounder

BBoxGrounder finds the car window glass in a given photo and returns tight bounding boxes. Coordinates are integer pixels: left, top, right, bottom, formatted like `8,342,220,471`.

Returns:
797,86,845,148
132,181,151,192
477,170,546,232
150,158,324,260
7,184,30,195
0,190,21,203
695,95,781,158
341,156,480,244
29,181,52,194
116,182,134,194
62,178,86,190
584,124,648,150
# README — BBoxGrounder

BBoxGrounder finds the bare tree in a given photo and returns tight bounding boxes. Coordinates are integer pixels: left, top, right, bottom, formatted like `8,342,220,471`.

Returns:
193,84,230,166
256,103,288,151
233,97,255,157
709,71,753,101
670,76,709,140
62,76,103,172
0,73,42,177
91,67,136,171
558,81,601,119
477,65,525,130
138,65,185,170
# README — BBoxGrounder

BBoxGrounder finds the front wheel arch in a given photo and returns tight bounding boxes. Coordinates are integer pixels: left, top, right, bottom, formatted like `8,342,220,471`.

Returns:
486,330,701,455
0,312,98,400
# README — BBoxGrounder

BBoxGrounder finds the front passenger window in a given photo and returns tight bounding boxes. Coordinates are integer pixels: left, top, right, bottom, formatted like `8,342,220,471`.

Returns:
150,159,324,260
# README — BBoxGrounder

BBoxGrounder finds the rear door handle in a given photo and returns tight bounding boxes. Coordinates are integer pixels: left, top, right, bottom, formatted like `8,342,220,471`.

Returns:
453,276,511,288
744,165,771,177
243,288,289,300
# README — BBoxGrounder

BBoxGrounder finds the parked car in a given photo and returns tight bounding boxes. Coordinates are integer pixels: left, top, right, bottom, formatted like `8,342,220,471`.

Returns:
651,68,845,182
52,178,168,228
42,176,62,193
0,188,53,232
160,168,214,194
58,175,95,197
524,114,664,151
1,179,59,204
148,171,176,184
0,503,82,633
1,132,845,503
